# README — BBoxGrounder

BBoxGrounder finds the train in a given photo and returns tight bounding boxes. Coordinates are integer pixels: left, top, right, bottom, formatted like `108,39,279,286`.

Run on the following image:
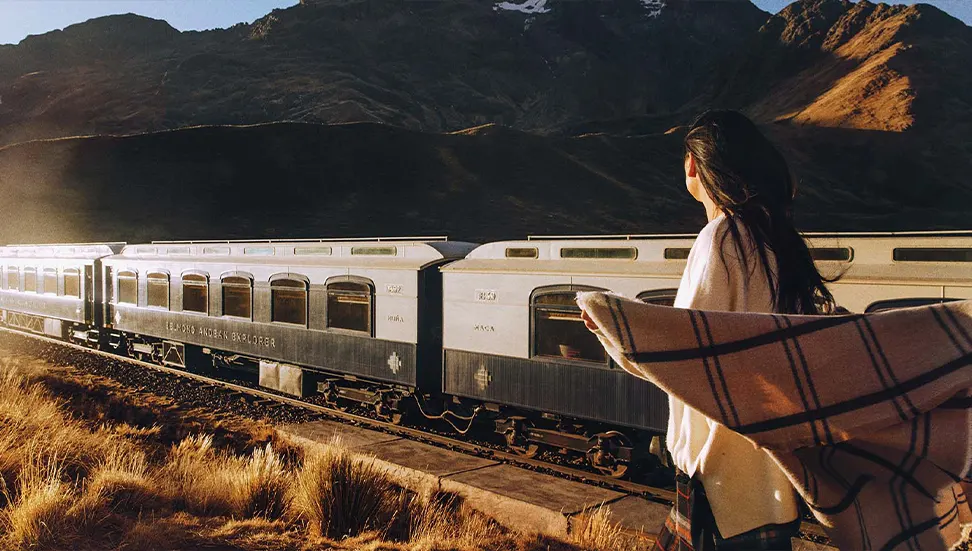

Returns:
1,232,970,477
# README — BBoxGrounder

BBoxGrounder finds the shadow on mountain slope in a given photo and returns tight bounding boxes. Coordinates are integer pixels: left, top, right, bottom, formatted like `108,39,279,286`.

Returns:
0,121,968,246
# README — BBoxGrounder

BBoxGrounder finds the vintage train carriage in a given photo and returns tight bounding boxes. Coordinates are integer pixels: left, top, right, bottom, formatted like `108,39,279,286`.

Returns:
0,243,123,343
439,231,972,474
801,231,972,311
440,235,697,474
101,238,475,418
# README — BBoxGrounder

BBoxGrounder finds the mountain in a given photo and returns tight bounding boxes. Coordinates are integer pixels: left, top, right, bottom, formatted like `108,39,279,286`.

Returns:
0,0,970,241
567,0,972,134
0,0,768,146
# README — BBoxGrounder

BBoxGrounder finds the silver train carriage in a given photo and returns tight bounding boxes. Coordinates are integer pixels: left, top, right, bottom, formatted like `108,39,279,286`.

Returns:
440,231,972,475
0,243,124,345
98,238,475,420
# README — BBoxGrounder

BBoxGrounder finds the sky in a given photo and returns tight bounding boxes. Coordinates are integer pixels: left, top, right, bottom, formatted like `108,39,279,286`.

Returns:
0,0,968,46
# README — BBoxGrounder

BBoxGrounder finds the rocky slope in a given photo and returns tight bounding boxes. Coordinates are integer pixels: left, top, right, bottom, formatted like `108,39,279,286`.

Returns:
0,0,768,145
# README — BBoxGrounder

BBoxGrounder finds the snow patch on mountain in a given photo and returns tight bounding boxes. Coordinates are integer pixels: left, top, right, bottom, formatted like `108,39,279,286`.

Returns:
493,0,550,15
494,0,666,18
641,0,666,18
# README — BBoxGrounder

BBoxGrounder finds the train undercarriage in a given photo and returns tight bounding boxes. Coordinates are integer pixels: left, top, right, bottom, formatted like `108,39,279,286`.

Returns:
0,314,664,479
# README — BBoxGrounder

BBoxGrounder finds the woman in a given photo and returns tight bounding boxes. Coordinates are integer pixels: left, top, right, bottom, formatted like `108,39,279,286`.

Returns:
585,109,835,550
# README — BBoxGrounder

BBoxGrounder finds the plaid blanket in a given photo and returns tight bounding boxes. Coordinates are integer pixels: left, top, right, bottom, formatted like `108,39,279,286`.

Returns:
577,292,972,551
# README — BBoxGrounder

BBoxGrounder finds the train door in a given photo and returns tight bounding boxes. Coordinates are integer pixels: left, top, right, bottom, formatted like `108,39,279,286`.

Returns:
105,266,114,326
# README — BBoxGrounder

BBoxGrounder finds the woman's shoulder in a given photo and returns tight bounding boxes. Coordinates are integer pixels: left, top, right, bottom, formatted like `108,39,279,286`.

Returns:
692,215,731,255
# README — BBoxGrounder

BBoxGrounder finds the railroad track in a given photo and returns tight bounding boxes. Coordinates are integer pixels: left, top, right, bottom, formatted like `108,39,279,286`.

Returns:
0,327,829,543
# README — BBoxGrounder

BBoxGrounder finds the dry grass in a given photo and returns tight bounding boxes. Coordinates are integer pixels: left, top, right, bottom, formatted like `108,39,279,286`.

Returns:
0,354,630,550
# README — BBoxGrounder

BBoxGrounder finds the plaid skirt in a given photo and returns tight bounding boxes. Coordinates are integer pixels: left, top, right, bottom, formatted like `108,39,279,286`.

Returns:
653,470,800,551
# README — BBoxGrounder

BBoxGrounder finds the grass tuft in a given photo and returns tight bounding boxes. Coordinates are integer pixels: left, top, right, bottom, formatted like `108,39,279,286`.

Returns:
290,443,401,539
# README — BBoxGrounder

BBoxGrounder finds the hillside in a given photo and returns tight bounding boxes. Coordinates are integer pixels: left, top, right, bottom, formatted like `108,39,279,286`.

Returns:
0,0,970,240
0,122,967,246
0,0,767,146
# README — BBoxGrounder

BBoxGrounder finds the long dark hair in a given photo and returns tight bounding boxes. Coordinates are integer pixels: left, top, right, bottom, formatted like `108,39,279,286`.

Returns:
684,110,835,315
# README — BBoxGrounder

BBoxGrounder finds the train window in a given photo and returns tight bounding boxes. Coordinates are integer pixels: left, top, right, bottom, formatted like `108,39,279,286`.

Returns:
531,287,608,364
22,268,37,293
351,246,397,256
326,278,373,335
244,247,275,256
561,247,637,260
810,247,853,262
865,298,962,313
222,276,252,319
271,278,307,325
638,288,679,306
182,273,209,314
147,272,170,309
893,248,972,262
6,268,17,291
43,268,58,295
166,247,191,256
664,248,691,260
63,269,81,299
117,270,138,304
294,246,332,256
203,246,230,256
506,247,538,259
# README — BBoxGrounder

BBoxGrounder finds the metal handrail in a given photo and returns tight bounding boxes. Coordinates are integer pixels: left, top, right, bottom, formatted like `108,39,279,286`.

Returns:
527,234,696,241
527,230,972,241
4,241,127,247
151,236,449,244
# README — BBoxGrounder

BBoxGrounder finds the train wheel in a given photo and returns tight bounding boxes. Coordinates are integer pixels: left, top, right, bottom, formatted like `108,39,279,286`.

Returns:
587,431,631,478
504,418,540,458
374,400,406,425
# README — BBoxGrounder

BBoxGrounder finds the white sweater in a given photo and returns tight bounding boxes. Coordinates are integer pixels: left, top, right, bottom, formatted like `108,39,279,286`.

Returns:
669,215,799,538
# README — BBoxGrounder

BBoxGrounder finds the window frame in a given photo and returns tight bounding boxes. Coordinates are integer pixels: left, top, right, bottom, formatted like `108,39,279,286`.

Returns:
637,288,679,307
324,275,375,336
40,268,58,295
220,272,253,320
181,271,210,315
269,273,309,327
117,269,139,305
529,284,611,367
146,270,171,310
6,266,19,292
22,267,37,293
62,268,82,299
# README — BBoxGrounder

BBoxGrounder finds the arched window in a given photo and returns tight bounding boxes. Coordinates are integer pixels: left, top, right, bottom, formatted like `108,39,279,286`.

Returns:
43,268,58,295
63,269,81,299
531,285,608,364
637,288,679,307
117,270,138,304
147,272,170,309
271,277,307,325
325,277,374,335
22,268,37,293
222,275,252,319
182,273,209,314
6,267,18,291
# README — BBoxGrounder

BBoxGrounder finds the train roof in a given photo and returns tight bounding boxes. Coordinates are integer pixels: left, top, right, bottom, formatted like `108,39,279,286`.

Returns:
442,238,695,276
444,234,972,282
0,242,126,260
113,238,478,270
